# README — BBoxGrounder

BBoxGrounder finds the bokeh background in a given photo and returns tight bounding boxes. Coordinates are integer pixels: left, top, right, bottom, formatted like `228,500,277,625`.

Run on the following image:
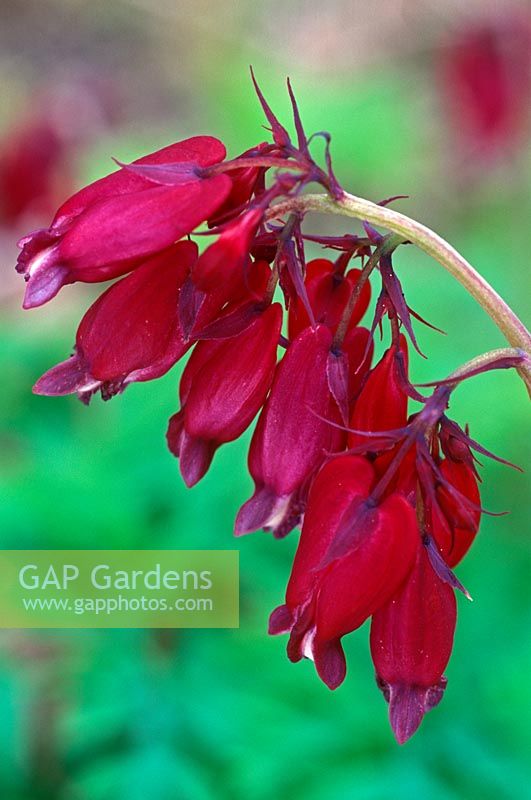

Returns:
1,1,530,798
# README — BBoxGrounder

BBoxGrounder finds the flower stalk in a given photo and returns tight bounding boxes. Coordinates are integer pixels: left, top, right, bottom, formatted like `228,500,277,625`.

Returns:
267,192,531,394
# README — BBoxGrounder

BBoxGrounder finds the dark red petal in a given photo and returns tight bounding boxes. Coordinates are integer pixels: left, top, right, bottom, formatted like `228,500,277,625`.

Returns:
285,456,374,608
52,136,227,226
246,324,333,500
44,241,195,395
60,177,230,271
185,304,282,444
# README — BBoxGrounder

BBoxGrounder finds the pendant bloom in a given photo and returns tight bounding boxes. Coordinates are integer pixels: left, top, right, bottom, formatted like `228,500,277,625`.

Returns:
17,137,230,308
370,545,457,744
17,75,527,746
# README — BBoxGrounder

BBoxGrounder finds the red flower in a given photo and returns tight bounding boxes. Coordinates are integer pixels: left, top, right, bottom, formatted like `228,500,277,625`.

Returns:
208,142,269,226
17,137,230,308
342,326,374,407
288,258,371,339
167,302,282,486
235,324,333,536
431,458,481,567
192,208,264,298
269,455,419,689
348,335,409,479
33,240,196,402
370,545,457,744
439,15,531,160
0,117,67,226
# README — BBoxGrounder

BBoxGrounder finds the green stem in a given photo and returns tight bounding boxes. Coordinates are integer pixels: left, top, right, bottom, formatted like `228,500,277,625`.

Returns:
267,192,531,393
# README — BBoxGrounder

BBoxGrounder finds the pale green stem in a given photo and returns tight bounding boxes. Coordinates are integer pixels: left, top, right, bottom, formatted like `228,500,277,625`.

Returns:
267,192,531,394
439,347,530,385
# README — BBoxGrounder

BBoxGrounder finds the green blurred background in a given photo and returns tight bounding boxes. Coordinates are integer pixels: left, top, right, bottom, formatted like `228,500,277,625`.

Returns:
0,1,530,798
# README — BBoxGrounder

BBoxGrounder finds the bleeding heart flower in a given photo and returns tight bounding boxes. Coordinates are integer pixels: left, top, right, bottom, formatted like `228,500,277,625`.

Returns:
370,544,457,744
288,258,371,339
17,137,230,308
167,302,282,486
33,240,197,402
269,455,419,689
235,324,334,537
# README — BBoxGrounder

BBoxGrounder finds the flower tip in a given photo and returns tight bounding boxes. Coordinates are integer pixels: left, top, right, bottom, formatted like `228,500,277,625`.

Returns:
22,265,69,309
32,356,90,397
234,487,290,537
388,685,427,745
179,434,215,488
386,681,448,744
268,604,293,635
314,640,347,690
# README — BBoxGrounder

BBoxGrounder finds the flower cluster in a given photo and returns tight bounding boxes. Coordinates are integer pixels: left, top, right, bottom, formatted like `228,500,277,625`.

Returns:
18,77,522,744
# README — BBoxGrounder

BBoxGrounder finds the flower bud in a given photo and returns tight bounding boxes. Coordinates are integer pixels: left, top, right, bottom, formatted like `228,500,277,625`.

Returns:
167,303,282,486
288,258,371,339
370,545,457,744
431,458,481,566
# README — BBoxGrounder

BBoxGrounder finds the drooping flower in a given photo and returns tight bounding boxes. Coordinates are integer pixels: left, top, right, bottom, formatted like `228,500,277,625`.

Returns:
17,137,230,308
438,14,531,161
0,116,67,226
340,325,374,408
192,207,264,299
33,240,197,402
348,335,409,479
288,257,371,339
207,142,269,227
430,458,481,567
167,302,282,486
269,455,419,688
15,73,519,746
370,544,457,744
235,324,334,536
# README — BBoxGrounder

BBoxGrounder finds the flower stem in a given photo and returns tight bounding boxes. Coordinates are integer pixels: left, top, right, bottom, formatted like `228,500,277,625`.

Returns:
267,192,531,393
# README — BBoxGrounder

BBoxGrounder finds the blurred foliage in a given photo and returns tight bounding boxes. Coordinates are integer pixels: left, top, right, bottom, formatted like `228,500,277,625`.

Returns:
0,1,530,798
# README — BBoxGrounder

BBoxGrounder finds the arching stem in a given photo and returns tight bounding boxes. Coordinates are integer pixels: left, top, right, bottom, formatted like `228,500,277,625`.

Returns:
266,192,531,394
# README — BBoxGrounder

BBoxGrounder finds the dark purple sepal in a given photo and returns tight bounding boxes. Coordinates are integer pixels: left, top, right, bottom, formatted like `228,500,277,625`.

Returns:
178,277,206,342
234,485,291,537
250,68,291,148
327,349,349,425
282,239,316,327
313,639,347,690
379,254,425,357
318,498,379,568
33,353,94,396
385,680,448,745
423,534,472,600
112,158,203,186
268,604,294,635
286,77,310,157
